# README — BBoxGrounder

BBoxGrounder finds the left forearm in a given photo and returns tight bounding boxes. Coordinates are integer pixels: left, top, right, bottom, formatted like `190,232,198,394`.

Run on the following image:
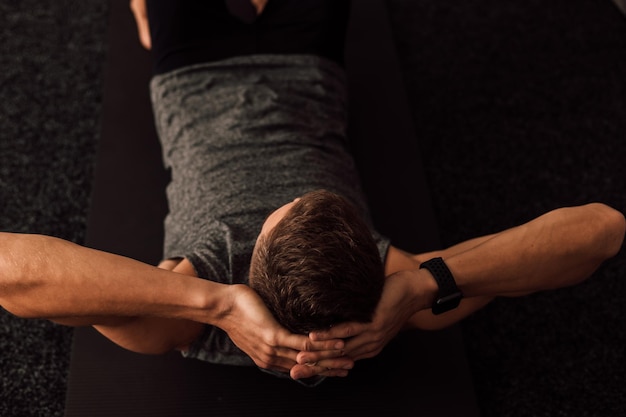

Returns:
431,203,625,299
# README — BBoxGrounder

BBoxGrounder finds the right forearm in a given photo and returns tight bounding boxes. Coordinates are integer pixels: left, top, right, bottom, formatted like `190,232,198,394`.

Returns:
0,233,229,324
444,203,625,298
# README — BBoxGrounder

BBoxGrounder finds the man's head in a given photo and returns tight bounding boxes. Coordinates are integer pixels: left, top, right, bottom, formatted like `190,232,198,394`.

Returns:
249,189,384,334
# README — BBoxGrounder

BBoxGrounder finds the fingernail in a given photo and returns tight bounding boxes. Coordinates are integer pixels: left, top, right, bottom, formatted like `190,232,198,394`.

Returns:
334,341,343,349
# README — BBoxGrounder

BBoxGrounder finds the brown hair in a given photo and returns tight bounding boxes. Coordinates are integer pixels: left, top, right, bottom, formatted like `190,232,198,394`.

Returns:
249,189,384,334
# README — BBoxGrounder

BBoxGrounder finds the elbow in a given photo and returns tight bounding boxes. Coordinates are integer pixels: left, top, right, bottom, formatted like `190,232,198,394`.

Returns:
590,203,625,259
607,207,626,258
0,299,39,320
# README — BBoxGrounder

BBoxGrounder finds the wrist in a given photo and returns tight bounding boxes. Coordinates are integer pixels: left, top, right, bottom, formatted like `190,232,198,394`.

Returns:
419,257,463,314
183,279,235,325
405,268,439,312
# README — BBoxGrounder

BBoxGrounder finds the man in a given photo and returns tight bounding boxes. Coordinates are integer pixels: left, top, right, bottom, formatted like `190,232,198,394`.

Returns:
0,0,624,385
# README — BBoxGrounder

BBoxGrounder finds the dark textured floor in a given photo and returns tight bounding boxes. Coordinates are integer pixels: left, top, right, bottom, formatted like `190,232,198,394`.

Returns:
388,1,626,416
1,1,625,416
0,1,108,416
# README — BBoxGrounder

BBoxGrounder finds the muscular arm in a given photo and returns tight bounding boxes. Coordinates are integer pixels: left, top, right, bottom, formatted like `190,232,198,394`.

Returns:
392,203,625,323
0,233,345,373
294,203,625,377
391,203,625,330
436,203,625,298
0,233,218,322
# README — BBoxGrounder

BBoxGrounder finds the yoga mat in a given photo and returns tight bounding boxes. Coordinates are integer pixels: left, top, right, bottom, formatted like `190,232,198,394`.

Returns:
64,1,480,416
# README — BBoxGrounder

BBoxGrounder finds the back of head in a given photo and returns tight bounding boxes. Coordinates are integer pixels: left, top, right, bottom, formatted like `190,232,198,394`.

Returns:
250,189,385,334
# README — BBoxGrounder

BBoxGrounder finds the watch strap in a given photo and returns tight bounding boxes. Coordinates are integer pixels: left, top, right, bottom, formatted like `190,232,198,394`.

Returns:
420,257,463,315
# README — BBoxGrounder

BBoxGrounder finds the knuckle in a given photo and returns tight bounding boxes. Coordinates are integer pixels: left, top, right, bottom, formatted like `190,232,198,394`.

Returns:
340,324,355,337
302,339,313,351
264,334,279,349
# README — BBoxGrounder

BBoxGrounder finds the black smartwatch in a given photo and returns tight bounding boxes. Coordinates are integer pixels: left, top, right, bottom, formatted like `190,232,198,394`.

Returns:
420,257,463,315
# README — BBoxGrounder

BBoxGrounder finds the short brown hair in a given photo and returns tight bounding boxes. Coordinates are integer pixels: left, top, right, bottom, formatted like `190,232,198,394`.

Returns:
249,189,384,334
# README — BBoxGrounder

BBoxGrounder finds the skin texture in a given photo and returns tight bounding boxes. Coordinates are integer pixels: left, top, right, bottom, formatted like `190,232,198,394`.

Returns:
0,231,347,375
243,199,624,379
291,202,625,379
0,199,623,380
0,1,620,382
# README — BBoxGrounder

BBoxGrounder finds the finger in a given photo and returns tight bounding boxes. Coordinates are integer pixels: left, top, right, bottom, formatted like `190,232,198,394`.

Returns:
309,322,366,341
305,338,345,351
253,351,296,374
292,366,350,380
281,332,344,352
341,339,383,362
302,333,380,363
320,368,350,378
296,349,347,365
129,0,152,49
290,361,352,380
259,346,300,370
317,356,354,371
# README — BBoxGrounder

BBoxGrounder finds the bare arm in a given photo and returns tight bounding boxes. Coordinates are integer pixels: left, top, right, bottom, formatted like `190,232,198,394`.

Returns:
394,203,625,330
0,233,346,373
0,233,215,321
442,203,625,298
293,203,625,377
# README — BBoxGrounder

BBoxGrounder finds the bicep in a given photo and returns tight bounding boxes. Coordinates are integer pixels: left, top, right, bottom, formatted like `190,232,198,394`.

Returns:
411,233,501,265
385,232,501,276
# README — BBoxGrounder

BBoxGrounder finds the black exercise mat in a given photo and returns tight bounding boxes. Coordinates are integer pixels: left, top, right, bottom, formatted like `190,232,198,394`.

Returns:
64,1,479,416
